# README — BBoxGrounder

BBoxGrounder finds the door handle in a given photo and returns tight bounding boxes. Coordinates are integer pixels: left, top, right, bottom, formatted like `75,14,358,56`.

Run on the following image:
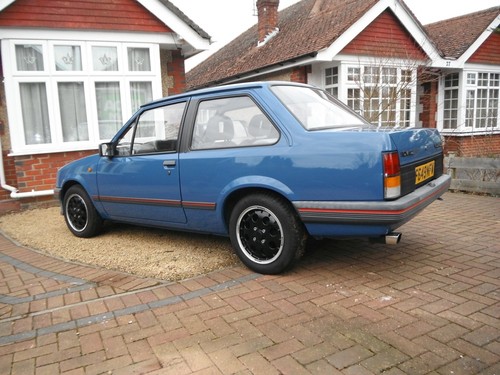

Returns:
163,160,176,168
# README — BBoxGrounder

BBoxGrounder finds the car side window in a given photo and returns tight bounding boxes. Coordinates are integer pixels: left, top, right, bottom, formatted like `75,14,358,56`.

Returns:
116,102,186,156
191,96,279,150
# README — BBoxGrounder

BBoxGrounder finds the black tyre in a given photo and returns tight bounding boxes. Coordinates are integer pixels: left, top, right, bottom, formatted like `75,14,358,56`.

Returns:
229,193,307,274
63,185,103,238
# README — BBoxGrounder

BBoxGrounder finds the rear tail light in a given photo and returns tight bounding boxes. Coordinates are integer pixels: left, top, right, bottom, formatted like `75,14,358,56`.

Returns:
383,151,401,199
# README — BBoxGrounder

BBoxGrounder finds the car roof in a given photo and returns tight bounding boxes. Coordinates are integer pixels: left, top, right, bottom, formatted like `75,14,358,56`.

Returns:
141,81,314,108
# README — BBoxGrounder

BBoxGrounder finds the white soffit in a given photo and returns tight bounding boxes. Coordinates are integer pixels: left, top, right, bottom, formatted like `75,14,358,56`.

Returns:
136,0,210,52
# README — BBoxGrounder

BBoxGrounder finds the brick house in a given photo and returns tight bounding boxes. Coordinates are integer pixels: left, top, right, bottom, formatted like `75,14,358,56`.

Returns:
187,0,500,157
425,7,500,156
0,0,210,209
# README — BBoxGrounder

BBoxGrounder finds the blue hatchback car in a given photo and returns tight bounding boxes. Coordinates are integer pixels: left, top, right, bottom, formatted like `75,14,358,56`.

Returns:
55,82,451,274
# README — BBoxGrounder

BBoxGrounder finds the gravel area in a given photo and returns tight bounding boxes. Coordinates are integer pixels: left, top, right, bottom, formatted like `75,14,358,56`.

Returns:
0,206,240,281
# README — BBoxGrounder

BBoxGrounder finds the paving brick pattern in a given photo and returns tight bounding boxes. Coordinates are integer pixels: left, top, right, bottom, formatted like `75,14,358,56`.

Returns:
0,192,498,374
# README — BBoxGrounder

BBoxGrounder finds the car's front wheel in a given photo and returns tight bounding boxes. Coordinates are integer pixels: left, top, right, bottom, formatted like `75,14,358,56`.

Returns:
229,193,307,274
63,185,103,238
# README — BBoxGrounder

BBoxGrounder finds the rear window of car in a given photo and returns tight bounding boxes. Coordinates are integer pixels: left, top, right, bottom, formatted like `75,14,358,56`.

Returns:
191,96,279,150
271,85,366,130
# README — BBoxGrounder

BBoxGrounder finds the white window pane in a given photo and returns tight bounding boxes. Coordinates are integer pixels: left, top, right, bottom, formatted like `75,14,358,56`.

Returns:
347,67,360,82
402,70,412,83
488,89,498,127
490,73,499,87
16,45,44,71
382,67,397,84
347,88,361,113
96,82,122,139
92,46,118,71
58,82,88,142
128,48,151,71
478,73,488,86
465,90,475,127
20,83,51,144
466,73,476,85
364,66,379,84
130,82,153,112
54,45,82,71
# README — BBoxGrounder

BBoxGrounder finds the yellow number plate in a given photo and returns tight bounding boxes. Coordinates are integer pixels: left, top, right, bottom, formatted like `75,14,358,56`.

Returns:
415,160,435,184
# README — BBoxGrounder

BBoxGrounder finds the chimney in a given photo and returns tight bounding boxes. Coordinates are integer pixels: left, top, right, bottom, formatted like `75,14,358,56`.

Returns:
256,0,279,45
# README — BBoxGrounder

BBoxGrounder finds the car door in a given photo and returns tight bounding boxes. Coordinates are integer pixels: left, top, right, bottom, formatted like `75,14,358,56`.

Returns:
96,101,187,224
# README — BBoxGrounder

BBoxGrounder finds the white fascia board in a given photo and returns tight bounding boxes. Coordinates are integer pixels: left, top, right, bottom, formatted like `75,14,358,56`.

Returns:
316,0,443,65
0,0,14,12
463,62,500,72
334,53,427,65
455,13,500,66
136,0,210,52
0,28,178,45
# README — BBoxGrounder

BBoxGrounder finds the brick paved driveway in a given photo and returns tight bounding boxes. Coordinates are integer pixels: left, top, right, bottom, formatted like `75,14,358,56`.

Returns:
0,192,498,374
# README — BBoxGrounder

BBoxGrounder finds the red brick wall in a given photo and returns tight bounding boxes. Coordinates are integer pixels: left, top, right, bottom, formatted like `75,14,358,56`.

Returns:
468,30,500,65
14,151,96,192
0,150,96,202
167,50,187,95
290,65,310,84
341,9,427,60
0,0,171,32
418,79,438,128
444,134,500,157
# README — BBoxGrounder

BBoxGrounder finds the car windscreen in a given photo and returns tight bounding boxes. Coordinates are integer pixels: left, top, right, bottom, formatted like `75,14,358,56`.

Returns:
271,85,367,130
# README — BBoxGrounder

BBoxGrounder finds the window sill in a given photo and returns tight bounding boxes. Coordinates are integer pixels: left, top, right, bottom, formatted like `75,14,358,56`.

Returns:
439,129,500,137
8,144,99,157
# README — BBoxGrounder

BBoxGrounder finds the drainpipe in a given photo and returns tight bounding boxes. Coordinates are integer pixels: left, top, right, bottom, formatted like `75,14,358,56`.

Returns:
0,142,54,199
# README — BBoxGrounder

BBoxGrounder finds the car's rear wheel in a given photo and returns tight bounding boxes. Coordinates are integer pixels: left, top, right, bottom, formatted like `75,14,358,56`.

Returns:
229,193,307,274
63,185,103,238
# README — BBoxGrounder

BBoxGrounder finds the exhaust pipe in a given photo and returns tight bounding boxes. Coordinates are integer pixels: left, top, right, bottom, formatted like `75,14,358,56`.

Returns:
385,232,402,245
370,232,402,245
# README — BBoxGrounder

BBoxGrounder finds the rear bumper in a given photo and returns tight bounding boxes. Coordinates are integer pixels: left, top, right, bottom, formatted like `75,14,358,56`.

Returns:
293,174,451,227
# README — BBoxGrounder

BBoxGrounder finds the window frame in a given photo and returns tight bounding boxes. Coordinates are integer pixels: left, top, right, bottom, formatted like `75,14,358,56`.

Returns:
115,101,187,157
324,66,339,97
442,72,459,130
2,39,162,155
323,61,417,128
190,95,280,151
439,70,500,134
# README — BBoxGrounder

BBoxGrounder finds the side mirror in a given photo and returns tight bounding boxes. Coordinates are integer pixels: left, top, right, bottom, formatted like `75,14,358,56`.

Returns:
99,143,115,158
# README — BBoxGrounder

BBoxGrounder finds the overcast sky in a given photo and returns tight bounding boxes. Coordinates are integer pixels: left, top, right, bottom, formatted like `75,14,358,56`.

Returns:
169,0,500,70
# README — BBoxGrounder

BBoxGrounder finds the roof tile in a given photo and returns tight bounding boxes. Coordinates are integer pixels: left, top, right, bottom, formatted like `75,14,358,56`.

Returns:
187,0,378,89
425,6,500,59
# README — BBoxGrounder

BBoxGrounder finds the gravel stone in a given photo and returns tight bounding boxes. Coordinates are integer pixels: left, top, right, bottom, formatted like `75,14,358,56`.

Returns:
0,207,240,281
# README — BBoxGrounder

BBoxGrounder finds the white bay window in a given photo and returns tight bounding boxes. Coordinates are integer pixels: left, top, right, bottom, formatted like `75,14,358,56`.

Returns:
323,63,416,127
3,39,161,155
440,71,499,133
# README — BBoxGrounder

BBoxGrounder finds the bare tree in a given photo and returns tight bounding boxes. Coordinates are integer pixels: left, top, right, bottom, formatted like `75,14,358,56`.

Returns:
345,38,438,128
